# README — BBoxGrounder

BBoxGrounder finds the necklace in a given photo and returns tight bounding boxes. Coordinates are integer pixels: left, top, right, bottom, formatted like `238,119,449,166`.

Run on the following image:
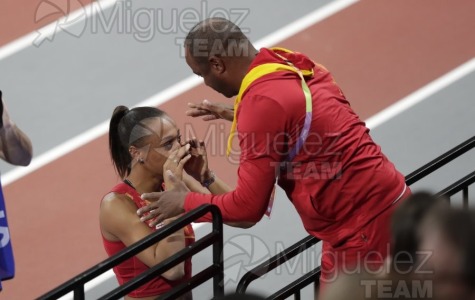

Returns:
124,178,164,192
123,178,136,190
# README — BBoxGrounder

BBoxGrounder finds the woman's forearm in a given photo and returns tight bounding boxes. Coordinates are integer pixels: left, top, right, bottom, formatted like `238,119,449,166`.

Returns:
183,173,210,194
155,229,186,280
204,171,231,195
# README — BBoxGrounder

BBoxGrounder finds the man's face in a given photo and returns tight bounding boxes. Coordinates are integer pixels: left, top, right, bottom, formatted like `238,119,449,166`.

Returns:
185,46,236,98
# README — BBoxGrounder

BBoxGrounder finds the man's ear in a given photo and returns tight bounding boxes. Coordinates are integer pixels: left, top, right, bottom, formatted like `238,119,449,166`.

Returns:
209,56,225,74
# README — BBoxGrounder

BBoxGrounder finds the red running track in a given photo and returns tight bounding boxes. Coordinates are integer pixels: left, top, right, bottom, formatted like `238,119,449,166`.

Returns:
2,0,475,298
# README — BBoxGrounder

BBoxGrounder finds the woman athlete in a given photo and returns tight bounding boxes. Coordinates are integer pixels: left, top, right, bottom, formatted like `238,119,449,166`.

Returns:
100,105,246,299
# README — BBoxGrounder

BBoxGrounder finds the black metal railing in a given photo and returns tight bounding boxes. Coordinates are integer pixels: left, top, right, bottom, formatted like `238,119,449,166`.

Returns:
405,135,475,208
38,204,224,300
436,170,475,209
236,136,475,299
405,136,475,185
236,235,319,298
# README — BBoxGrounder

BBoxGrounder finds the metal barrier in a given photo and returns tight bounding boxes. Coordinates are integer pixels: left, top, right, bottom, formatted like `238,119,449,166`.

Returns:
405,136,475,185
436,170,475,209
236,235,320,300
236,136,475,299
38,204,224,300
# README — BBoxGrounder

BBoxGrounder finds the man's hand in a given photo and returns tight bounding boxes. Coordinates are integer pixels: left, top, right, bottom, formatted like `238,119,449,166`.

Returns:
186,99,234,122
137,170,190,227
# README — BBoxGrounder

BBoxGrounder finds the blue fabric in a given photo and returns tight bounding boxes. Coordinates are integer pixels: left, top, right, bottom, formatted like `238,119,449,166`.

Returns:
0,180,14,290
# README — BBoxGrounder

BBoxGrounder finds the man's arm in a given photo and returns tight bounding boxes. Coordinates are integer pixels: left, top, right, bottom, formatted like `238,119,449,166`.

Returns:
185,94,287,222
0,92,33,166
184,161,276,222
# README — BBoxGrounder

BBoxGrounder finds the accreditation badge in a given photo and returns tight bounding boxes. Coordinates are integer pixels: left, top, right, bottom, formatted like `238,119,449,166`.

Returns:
265,179,278,218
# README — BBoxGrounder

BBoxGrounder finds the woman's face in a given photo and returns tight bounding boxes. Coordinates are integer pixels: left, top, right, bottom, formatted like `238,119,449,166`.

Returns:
134,116,181,177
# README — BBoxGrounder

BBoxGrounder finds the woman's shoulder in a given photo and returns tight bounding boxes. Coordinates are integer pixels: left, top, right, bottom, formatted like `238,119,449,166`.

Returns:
101,191,136,213
102,182,137,206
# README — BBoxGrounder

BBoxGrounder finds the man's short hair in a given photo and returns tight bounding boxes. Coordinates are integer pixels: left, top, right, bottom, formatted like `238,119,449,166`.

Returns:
185,18,250,66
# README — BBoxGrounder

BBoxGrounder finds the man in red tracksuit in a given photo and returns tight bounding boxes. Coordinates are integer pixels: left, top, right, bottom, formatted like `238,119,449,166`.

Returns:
138,18,410,289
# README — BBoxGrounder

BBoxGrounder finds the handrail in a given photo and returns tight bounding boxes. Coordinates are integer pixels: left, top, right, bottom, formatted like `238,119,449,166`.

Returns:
38,204,224,300
236,235,319,294
436,170,475,209
236,136,475,298
436,170,475,198
405,136,475,185
266,266,321,300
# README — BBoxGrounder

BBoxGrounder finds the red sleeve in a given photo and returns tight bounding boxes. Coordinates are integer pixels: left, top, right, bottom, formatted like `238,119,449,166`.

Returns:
184,94,287,223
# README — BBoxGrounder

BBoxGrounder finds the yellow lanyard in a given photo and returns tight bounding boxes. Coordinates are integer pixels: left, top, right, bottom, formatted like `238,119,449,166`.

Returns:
226,48,314,157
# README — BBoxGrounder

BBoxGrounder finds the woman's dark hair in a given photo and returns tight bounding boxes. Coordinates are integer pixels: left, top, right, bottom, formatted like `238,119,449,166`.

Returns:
109,105,166,178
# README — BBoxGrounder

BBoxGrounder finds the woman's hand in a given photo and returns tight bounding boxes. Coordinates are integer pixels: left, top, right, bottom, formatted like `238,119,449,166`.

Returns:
163,144,191,190
186,99,234,122
183,138,211,184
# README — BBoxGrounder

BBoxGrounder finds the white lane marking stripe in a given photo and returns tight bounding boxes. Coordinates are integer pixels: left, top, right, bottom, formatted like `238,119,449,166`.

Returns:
365,57,475,129
0,0,117,61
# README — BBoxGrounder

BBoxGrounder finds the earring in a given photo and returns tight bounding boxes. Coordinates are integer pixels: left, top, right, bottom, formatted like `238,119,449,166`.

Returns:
137,158,144,164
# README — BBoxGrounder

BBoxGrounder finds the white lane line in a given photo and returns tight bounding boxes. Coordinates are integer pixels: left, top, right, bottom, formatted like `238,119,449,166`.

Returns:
366,57,475,129
253,0,359,49
0,0,117,61
2,0,359,186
